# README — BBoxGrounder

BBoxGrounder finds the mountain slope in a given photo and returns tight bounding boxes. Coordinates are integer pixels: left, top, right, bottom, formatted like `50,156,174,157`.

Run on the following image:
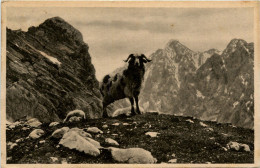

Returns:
6,17,103,122
6,113,254,164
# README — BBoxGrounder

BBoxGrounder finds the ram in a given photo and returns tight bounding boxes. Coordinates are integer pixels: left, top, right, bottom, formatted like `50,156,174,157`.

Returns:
100,54,151,117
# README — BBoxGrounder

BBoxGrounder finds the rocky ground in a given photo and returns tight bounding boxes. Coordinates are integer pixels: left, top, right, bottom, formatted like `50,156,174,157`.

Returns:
6,113,254,164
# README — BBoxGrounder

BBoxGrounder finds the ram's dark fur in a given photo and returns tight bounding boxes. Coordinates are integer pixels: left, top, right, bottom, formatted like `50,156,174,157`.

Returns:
100,54,151,117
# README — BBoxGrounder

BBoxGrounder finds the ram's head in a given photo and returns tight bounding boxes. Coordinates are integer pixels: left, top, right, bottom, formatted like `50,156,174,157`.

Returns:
124,54,152,67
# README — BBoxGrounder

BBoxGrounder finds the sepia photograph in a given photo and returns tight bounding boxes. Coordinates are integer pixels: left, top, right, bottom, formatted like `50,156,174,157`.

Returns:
1,1,259,167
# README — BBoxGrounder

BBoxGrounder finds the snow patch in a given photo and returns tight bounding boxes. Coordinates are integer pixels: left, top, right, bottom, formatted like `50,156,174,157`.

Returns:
37,50,61,66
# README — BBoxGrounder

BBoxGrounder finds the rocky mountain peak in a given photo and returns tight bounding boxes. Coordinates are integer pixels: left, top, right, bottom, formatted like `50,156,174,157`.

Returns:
6,17,102,123
27,17,84,48
205,48,221,55
222,38,249,57
165,39,193,54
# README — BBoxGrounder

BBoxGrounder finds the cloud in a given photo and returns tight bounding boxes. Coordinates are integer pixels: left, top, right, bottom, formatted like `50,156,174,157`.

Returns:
6,7,254,80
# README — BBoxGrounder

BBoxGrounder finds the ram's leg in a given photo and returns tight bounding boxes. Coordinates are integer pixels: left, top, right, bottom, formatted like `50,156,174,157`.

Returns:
129,97,135,115
102,104,109,118
134,95,141,114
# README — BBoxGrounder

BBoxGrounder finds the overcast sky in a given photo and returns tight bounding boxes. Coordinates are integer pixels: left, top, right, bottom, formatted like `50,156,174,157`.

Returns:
6,7,254,80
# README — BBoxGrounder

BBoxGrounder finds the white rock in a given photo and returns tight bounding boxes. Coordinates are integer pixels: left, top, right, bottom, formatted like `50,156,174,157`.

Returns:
111,107,132,117
199,122,208,127
26,118,42,128
171,153,176,158
8,142,18,150
221,133,229,137
69,127,92,138
102,125,108,128
28,129,44,139
22,127,30,131
8,121,22,129
227,141,240,151
111,134,118,136
59,131,100,156
15,138,23,143
49,122,59,127
39,140,46,144
63,110,85,123
145,132,159,138
239,144,250,152
222,147,228,151
50,157,59,162
105,138,119,146
186,119,194,123
109,147,157,163
7,157,12,161
209,137,215,140
68,116,82,123
61,158,67,164
51,127,70,139
6,120,12,125
168,159,177,163
204,127,214,132
112,123,120,126
86,127,103,134
123,123,130,126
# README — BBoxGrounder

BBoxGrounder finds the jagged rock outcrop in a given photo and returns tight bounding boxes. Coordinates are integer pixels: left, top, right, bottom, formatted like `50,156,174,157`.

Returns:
6,17,103,123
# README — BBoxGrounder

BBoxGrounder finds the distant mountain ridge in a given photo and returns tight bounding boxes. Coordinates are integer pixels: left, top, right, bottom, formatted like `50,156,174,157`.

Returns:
108,39,254,129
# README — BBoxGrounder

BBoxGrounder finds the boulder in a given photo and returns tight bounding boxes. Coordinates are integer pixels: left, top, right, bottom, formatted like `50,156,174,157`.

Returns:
7,142,18,150
86,127,103,134
168,159,177,163
49,122,59,127
63,110,86,123
112,123,120,126
240,144,251,152
39,140,46,144
186,119,194,123
109,147,157,164
68,116,82,123
51,127,70,139
69,127,92,138
227,141,240,151
105,138,119,146
145,132,159,138
199,122,208,127
50,157,59,163
26,118,42,128
59,131,100,156
28,129,44,139
102,125,108,129
204,127,214,132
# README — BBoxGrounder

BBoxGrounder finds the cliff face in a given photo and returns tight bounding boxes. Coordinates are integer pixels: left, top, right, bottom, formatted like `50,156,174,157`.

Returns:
6,17,103,123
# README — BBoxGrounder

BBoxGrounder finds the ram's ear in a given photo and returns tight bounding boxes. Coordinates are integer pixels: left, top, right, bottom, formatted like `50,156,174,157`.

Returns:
124,54,134,62
141,54,152,63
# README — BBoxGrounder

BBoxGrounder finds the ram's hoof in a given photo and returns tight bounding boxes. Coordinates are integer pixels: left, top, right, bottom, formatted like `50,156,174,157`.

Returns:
103,113,109,118
130,112,136,116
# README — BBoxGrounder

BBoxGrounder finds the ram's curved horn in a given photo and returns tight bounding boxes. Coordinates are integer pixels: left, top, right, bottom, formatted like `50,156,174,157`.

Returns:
124,54,134,62
141,54,152,62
